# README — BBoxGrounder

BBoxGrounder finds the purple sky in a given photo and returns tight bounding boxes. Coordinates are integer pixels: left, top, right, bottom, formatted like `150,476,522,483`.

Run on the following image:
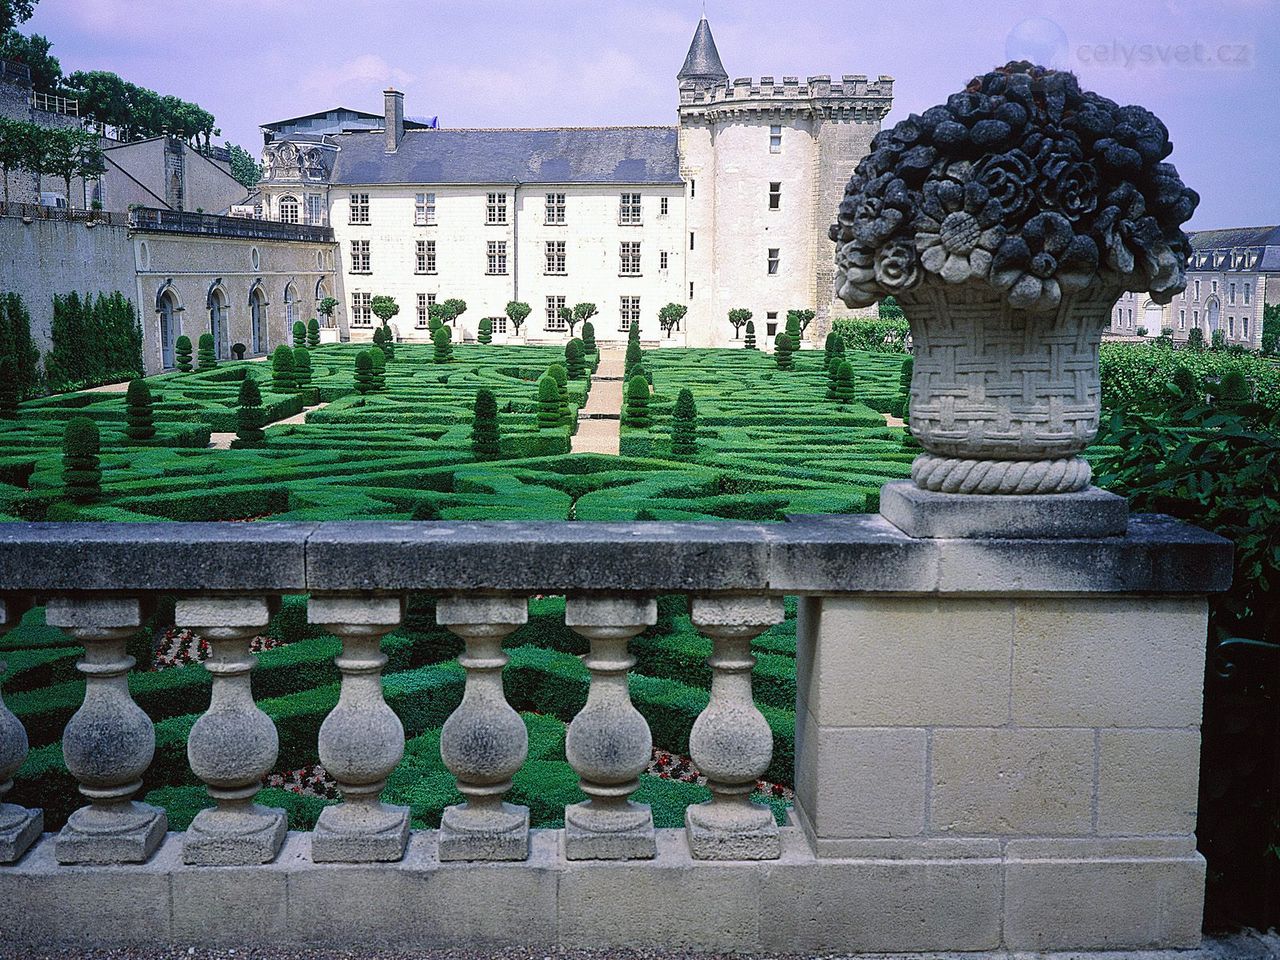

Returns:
23,0,1278,228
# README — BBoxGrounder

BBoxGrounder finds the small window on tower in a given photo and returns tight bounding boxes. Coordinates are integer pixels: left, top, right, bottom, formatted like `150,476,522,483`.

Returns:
769,125,782,153
769,182,781,210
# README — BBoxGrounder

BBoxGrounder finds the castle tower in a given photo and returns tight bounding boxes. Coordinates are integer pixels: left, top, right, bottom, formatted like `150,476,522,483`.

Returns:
676,18,894,347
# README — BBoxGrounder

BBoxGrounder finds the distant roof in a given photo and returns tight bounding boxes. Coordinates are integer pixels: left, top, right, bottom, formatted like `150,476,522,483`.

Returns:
330,126,683,186
1189,226,1280,249
678,16,728,84
262,106,434,132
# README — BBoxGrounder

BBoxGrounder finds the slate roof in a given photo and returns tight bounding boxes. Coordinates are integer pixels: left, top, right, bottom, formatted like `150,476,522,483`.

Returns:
330,126,683,186
1188,226,1280,272
678,16,729,83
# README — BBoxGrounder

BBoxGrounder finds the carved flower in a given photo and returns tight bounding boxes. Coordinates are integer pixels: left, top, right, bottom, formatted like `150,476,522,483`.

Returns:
913,164,1004,284
971,149,1036,224
1146,162,1199,225
1039,158,1099,221
833,244,880,308
1091,183,1149,276
874,239,921,292
991,212,1100,310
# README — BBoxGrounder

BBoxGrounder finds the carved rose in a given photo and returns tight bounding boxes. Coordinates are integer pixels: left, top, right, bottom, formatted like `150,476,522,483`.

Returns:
874,240,921,292
991,212,1100,310
972,150,1035,224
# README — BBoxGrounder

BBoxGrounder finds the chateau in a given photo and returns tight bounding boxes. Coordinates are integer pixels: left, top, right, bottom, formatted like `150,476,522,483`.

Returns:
254,16,894,347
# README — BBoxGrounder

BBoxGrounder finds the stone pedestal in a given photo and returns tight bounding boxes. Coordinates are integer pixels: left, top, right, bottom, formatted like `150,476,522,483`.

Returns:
879,480,1129,539
0,597,42,864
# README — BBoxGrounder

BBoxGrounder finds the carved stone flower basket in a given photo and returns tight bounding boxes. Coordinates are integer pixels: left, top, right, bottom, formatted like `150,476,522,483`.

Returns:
831,62,1198,496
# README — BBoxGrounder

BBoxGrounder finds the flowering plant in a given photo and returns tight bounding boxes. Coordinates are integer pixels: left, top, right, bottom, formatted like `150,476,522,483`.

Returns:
831,62,1198,312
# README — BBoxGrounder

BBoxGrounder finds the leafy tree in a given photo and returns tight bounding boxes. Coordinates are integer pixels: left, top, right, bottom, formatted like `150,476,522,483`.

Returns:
0,0,37,35
306,317,320,348
581,321,597,354
830,361,856,404
1186,326,1205,352
744,320,756,350
728,308,752,340
0,292,40,397
369,347,386,391
787,309,815,339
224,142,260,188
477,316,493,345
124,378,155,442
658,302,687,339
671,387,697,457
774,332,794,370
878,296,905,322
354,351,375,395
0,28,60,92
565,338,587,380
293,347,312,390
625,375,651,428
292,320,306,347
471,388,500,460
563,302,596,338
62,416,101,504
536,374,561,429
505,300,531,336
270,345,296,393
174,335,193,373
197,333,217,370
432,324,453,364
0,117,34,204
1262,304,1280,356
1211,329,1227,351
235,377,265,447
0,356,18,419
370,295,400,326
317,297,338,326
42,126,104,209
441,298,467,326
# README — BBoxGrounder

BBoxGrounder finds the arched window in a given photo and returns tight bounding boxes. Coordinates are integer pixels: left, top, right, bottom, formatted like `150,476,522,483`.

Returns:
315,279,333,327
279,195,300,224
250,284,268,355
157,288,181,369
283,281,299,334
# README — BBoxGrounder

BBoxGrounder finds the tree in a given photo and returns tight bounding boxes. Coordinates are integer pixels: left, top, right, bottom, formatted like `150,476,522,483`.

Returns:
354,351,375,395
477,316,493,345
744,320,756,350
1262,304,1280,356
174,335,193,373
471,388,500,460
271,345,296,392
728,308,752,340
658,302,688,339
124,378,155,442
565,338,587,380
42,126,104,209
775,332,794,370
441,298,467,326
62,417,101,504
235,377,265,447
1186,326,1206,352
581,321,597,354
197,333,217,370
0,292,40,398
879,296,905,322
671,387,697,457
830,361,856,404
787,309,816,340
432,324,453,364
293,347,312,390
292,320,306,347
372,323,395,360
318,297,338,327
306,317,320,348
567,302,597,338
0,117,32,204
505,300,531,336
371,295,400,327
625,375,651,428
0,0,37,34
624,339,642,379
1211,329,1227,351
224,142,260,188
628,318,641,346
231,342,246,360
1,28,59,91
536,374,561,429
0,356,18,419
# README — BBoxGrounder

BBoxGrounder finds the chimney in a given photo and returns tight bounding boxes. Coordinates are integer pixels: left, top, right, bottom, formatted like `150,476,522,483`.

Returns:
384,88,404,153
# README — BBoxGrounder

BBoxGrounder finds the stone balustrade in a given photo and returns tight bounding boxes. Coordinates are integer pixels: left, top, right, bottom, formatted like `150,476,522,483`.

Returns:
0,499,1232,955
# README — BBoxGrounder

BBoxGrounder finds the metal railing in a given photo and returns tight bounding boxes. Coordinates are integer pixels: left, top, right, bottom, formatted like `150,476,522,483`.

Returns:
128,206,334,242
30,91,79,117
0,200,129,226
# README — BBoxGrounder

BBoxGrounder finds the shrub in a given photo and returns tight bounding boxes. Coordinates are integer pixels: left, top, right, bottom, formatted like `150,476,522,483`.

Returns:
536,374,561,429
832,316,909,353
565,339,586,380
671,387,697,457
774,332,794,370
744,320,756,350
0,356,18,420
1135,325,1148,337
822,332,839,369
197,333,217,370
625,375,651,428
1218,369,1251,403
0,292,41,399
624,339,642,379
271,345,296,393
411,500,442,521
477,317,493,345
174,335,193,373
231,342,246,360
1161,326,1174,338
369,348,387,391
581,321,596,354
547,363,570,423
1170,364,1198,403
306,317,320,348
1186,327,1206,351
879,295,905,321
354,351,375,395
628,318,640,345
830,361,856,404
432,325,453,364
45,292,144,393
372,324,395,360
235,377,266,446
784,312,801,342
787,309,815,340
62,417,101,504
1211,329,1227,351
291,320,306,347
124,378,155,442
293,347,312,390
472,388,500,460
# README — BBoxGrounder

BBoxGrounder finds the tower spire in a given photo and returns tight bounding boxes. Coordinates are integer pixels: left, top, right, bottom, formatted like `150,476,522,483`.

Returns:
677,15,728,86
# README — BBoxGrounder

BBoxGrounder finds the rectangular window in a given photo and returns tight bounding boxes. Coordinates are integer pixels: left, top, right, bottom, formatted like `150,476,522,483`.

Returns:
1244,283,1251,304
1194,279,1200,300
1212,280,1218,294
486,192,507,225
487,240,508,275
620,241,642,276
769,125,782,153
490,315,508,334
415,239,436,275
690,179,696,198
689,281,694,300
545,240,566,275
659,196,669,216
349,192,370,224
1229,282,1236,304
689,232,695,251
767,247,780,275
1243,317,1250,338
414,192,436,226
766,312,778,337
619,296,641,331
350,239,370,273
545,192,566,224
304,193,325,225
1229,316,1235,336
351,292,372,326
619,192,642,225
545,295,567,331
1193,310,1199,326
1178,309,1186,330
279,197,300,224
659,251,669,271
769,182,781,210
416,293,436,327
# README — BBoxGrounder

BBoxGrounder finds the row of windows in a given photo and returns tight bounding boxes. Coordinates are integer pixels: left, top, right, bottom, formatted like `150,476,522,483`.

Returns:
1113,305,1252,339
1188,278,1252,304
352,240,693,277
345,191,675,227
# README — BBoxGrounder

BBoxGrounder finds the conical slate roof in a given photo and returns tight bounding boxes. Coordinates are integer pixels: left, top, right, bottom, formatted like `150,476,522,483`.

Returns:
678,16,728,84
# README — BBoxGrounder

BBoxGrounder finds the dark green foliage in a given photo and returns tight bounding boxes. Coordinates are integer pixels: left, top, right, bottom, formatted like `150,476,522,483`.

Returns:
174,335,193,373
628,318,640,345
505,300,531,335
822,332,839,369
898,355,914,393
0,356,18,419
271,345,296,393
1261,304,1279,356
625,375,651,428
477,316,493,345
370,295,400,328
1218,369,1251,403
624,339,643,380
372,323,395,360
1170,364,1198,403
787,309,815,339
46,292,143,392
353,351,375,395
547,363,570,424
564,338,586,380
292,320,306,347
784,312,801,342
197,333,217,370
411,499,442,520
62,417,101,504
744,320,756,350
235,377,265,446
671,388,697,457
728,308,753,341
774,332,794,370
536,374,561,429
293,347,312,390
432,325,453,364
830,361,856,404
1,292,40,398
581,321,596,354
878,295,905,321
124,378,155,442
1186,326,1205,351
832,316,910,353
231,342,246,361
471,388,500,460
369,348,387,391
306,318,320,349
1211,329,1227,351
658,302,687,339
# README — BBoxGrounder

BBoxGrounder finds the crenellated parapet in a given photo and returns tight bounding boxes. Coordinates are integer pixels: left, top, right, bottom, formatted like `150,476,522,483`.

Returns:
679,74,894,123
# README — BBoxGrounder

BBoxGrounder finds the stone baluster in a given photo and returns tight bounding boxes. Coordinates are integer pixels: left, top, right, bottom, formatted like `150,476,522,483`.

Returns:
46,597,167,864
308,596,409,862
686,596,784,860
176,597,286,865
0,597,41,863
436,594,530,861
563,595,657,860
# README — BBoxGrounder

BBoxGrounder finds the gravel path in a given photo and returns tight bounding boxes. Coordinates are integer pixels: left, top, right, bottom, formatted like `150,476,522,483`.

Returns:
570,349,625,455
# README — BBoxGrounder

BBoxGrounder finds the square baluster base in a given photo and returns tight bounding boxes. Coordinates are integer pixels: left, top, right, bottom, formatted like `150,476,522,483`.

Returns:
55,802,166,865
0,804,42,864
439,801,530,862
311,803,410,863
686,806,781,861
564,802,656,861
183,803,287,866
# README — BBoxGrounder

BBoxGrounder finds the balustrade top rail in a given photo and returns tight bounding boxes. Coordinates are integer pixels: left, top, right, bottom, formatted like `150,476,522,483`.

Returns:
128,207,335,243
0,201,130,226
0,514,1231,596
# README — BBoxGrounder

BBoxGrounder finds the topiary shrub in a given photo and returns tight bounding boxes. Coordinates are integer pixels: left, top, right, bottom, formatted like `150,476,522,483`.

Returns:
372,323,396,360
536,374,561,429
744,320,756,350
231,342,247,361
624,339,642,379
823,331,839,369
63,417,102,504
369,348,387,391
477,316,493,345
1170,364,1198,403
472,388,500,460
354,351,375,395
581,321,597,354
547,363,571,424
293,347,312,391
565,338,587,380
411,500,442,521
0,356,19,420
625,375,651,428
1218,369,1251,403
271,345,296,393
784,312,801,343
432,325,453,364
1186,327,1205,351
124,378,155,442
831,361,856,404
197,333,217,370
235,377,266,447
174,335,193,373
1211,329,1227,351
628,318,640,345
774,332,794,370
671,387,697,457
292,320,307,347
306,317,320,348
